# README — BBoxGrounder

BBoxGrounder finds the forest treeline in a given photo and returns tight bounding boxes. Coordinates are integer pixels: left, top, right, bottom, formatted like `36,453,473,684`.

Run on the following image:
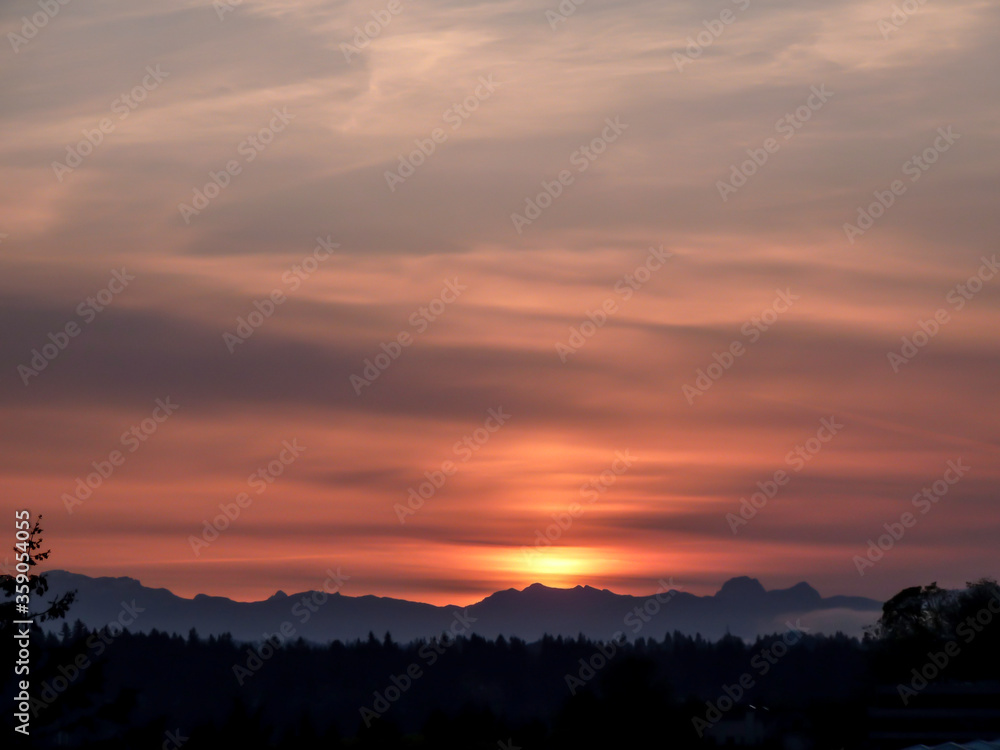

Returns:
3,522,998,748
5,578,999,750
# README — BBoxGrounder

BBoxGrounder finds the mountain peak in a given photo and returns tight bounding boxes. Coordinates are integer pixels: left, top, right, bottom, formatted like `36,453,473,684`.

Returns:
716,576,767,599
775,581,822,603
37,571,883,643
788,581,820,596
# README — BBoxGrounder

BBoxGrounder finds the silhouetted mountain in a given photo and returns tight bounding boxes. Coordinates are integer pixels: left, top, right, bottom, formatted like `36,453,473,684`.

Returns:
13,578,999,749
715,575,769,600
41,570,880,644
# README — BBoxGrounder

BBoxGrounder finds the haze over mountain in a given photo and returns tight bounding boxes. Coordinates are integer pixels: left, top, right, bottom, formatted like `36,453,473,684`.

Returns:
42,571,880,644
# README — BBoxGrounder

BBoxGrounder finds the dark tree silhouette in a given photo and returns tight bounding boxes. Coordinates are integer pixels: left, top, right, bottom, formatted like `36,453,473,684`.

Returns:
867,578,1000,643
1,514,75,636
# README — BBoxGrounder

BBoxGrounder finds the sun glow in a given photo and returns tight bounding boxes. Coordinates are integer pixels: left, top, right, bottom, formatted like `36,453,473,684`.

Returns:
511,548,604,588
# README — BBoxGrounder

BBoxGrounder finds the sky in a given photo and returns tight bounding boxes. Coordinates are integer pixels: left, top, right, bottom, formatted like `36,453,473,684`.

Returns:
1,0,998,607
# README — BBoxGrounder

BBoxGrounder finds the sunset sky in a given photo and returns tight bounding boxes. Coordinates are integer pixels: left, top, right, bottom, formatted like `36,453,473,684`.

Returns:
2,0,998,606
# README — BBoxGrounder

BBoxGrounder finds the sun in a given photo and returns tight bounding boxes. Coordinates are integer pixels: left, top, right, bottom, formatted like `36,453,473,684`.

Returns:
511,548,602,588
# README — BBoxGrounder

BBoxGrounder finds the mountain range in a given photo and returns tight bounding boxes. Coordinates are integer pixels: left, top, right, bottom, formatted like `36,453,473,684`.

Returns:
38,570,882,644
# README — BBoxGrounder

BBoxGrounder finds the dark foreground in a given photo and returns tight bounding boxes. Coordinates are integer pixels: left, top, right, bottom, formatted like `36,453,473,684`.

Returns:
4,580,1000,749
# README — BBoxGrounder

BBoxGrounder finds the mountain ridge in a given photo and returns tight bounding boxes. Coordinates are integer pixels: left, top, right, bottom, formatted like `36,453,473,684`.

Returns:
38,570,881,644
